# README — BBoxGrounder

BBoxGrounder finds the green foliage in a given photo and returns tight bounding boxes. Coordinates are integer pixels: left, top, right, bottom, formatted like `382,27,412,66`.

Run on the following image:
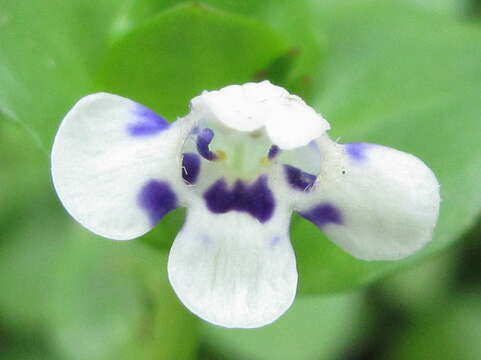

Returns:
48,231,199,360
202,292,367,360
98,3,288,120
116,0,327,98
390,293,481,360
292,0,481,293
0,0,125,148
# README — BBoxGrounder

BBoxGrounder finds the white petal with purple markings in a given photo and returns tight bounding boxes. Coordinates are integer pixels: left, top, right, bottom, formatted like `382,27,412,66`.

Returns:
51,93,194,240
168,201,297,328
295,136,440,260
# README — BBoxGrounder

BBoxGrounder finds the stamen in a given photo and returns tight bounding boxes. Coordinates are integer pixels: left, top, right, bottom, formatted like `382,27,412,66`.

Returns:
196,128,217,161
214,150,227,161
182,153,201,184
268,145,280,159
284,165,317,192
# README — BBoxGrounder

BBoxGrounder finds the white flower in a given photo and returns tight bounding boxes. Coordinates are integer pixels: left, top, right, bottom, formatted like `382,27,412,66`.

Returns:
51,81,440,328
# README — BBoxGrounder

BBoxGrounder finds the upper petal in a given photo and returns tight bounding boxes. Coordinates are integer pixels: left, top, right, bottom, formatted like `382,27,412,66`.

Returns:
189,81,330,149
293,136,440,260
51,93,194,240
168,201,297,328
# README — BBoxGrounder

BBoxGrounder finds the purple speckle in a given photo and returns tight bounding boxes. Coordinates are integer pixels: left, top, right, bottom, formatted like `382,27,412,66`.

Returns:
345,142,371,161
201,235,213,247
182,153,201,184
284,165,317,191
138,180,177,226
268,145,280,159
128,104,170,136
270,236,281,247
196,128,217,161
203,176,275,223
300,203,343,228
191,126,200,134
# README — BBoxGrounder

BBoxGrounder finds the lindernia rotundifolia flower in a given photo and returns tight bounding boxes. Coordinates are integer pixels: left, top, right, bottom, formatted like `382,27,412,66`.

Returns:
51,81,440,328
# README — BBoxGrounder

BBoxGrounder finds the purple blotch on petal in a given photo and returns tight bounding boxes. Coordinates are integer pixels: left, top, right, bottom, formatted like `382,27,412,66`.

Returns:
128,104,170,136
300,203,343,228
270,236,281,247
182,152,201,184
345,142,371,161
191,126,200,134
284,164,317,192
268,145,280,159
138,180,177,226
203,176,275,223
196,128,217,161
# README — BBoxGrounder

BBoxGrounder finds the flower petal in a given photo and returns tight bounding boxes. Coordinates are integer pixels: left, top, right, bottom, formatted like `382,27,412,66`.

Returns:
168,202,297,328
190,81,329,149
51,93,194,240
294,136,440,260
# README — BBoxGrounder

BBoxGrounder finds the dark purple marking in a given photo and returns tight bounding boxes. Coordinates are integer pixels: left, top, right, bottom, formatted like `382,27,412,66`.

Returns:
196,128,217,160
268,145,280,159
345,142,371,161
128,104,170,136
182,152,201,184
299,203,343,228
203,176,275,223
138,180,177,226
284,164,317,191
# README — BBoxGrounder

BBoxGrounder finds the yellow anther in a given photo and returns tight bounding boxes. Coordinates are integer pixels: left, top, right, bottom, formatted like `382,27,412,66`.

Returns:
260,156,269,165
214,150,227,161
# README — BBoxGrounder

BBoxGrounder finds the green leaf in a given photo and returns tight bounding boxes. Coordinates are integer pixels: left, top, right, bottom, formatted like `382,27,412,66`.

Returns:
97,3,288,120
402,0,468,16
0,213,69,329
114,0,326,99
0,0,125,149
0,121,51,234
390,293,481,360
380,250,458,313
48,229,198,360
48,231,145,360
202,293,366,360
293,0,481,293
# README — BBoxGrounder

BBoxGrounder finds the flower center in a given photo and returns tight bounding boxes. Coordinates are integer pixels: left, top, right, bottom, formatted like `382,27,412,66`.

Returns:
181,121,322,187
182,119,279,182
179,116,323,223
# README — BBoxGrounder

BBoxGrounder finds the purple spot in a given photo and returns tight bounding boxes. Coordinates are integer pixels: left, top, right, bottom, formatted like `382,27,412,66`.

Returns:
128,104,170,136
138,180,177,226
191,126,200,134
182,152,201,184
300,203,343,228
196,128,217,161
309,140,319,150
201,235,213,247
270,236,281,247
268,145,280,159
203,176,275,223
345,143,371,161
284,165,317,191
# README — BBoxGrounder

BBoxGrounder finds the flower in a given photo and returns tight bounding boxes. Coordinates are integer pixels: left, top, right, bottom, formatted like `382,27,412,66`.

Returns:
51,81,440,328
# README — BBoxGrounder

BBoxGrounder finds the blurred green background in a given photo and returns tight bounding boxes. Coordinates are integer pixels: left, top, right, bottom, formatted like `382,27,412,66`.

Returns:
1,0,480,359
